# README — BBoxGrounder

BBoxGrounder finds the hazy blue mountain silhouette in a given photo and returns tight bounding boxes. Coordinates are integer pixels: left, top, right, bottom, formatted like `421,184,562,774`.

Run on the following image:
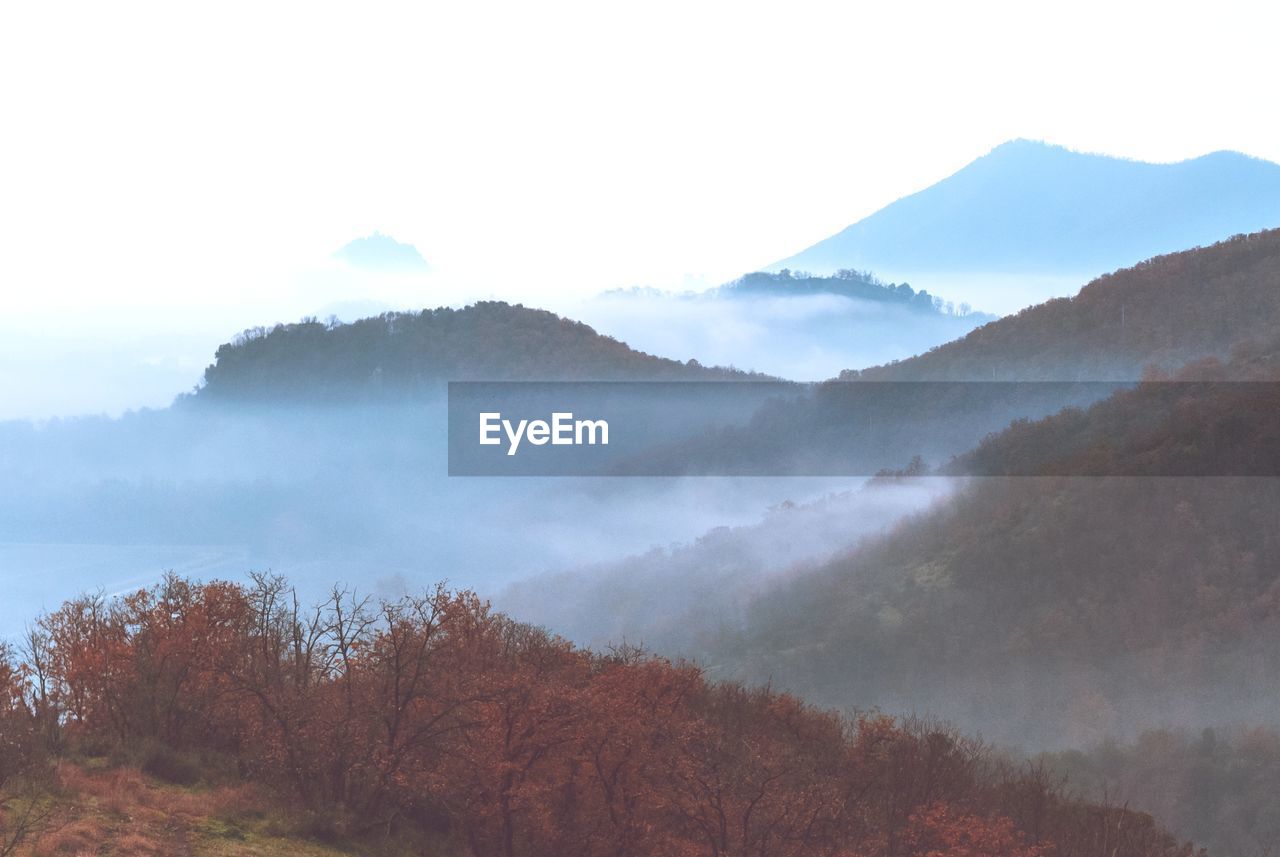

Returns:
334,231,430,272
772,140,1280,282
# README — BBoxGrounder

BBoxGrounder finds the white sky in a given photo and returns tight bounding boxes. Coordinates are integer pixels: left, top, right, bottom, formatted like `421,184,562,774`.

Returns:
1,0,1278,416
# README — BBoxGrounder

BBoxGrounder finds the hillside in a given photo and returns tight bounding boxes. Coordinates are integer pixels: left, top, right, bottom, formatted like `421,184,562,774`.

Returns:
0,576,1198,857
0,760,370,856
718,269,992,319
573,270,994,383
843,229,1280,381
773,140,1280,297
613,232,1280,475
196,301,761,401
700,341,1280,753
499,481,952,653
1040,727,1280,857
954,377,1280,477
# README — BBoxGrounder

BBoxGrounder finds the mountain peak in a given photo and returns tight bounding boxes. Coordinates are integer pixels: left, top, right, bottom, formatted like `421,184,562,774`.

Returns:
987,137,1061,154
334,232,430,273
770,141,1280,312
967,138,1086,171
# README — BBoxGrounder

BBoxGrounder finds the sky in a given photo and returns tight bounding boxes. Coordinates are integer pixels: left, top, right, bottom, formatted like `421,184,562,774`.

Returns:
1,0,1279,417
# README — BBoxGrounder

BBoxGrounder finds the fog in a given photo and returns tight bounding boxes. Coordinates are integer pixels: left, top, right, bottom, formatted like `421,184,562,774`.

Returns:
0,262,1003,421
0,323,221,421
0,260,468,420
2,276,1262,767
499,468,1280,756
863,269,1090,317
695,475,1280,752
551,289,993,381
0,398,866,640
0,367,1122,648
0,265,1005,645
497,478,956,652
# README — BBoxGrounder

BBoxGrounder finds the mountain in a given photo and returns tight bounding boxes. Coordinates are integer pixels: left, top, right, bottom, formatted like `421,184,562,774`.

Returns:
571,270,994,383
773,140,1280,312
499,480,952,653
719,269,993,319
333,231,430,272
1040,727,1280,857
504,233,1280,756
0,574,1197,857
196,301,763,401
844,229,1280,381
609,232,1280,477
697,339,1280,749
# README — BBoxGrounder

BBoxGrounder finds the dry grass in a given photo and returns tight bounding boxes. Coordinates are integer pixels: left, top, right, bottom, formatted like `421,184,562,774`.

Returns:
12,761,352,857
26,816,108,855
108,832,169,855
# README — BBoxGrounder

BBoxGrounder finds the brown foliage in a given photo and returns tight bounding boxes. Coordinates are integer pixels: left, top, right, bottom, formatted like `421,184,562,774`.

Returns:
0,577,1199,856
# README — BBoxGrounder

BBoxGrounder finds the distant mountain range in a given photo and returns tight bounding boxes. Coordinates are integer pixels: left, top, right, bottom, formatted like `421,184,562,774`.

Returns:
772,140,1280,312
515,232,1280,768
612,230,1280,478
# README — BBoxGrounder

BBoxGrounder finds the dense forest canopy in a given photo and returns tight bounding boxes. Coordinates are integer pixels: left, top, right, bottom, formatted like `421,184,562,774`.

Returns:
0,576,1199,856
1039,727,1280,857
953,351,1280,477
696,339,1280,755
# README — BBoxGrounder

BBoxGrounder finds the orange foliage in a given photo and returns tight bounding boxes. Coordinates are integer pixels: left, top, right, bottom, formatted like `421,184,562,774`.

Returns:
0,575,1200,857
906,802,1049,857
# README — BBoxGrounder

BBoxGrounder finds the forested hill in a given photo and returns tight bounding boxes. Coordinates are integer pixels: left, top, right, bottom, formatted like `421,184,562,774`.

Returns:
632,232,1280,475
843,229,1280,380
952,340,1280,477
0,575,1198,857
706,340,1280,759
719,269,992,319
197,301,763,400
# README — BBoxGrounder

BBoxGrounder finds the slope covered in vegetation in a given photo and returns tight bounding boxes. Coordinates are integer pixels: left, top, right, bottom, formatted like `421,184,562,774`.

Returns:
843,229,1280,380
623,232,1280,476
197,301,763,401
705,340,1280,754
0,759,367,856
1040,727,1280,857
0,576,1198,857
720,270,988,319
